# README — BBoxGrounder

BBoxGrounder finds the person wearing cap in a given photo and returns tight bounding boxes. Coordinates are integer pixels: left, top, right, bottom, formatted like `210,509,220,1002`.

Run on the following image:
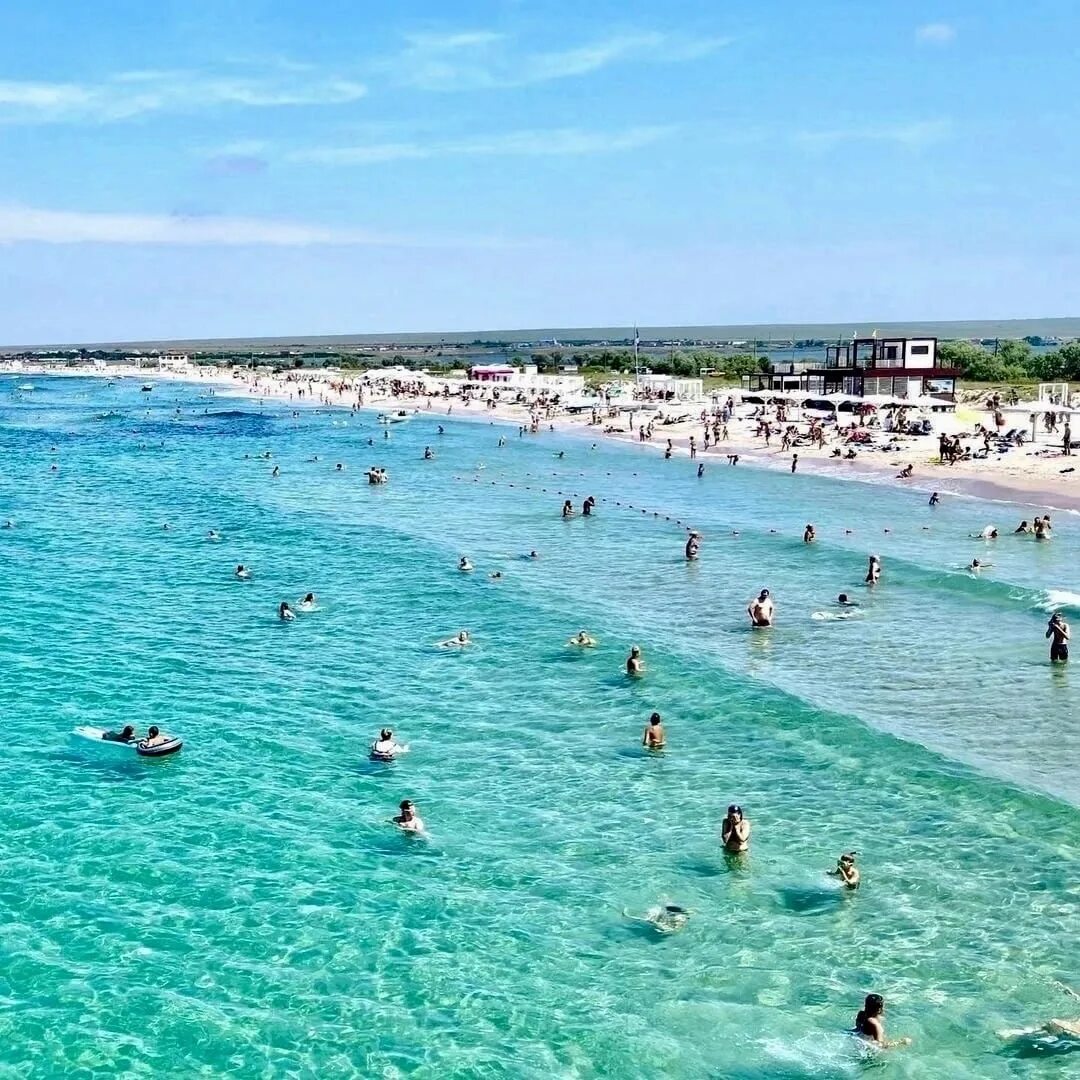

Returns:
828,852,860,889
626,645,645,677
721,805,750,852
747,589,774,627
393,800,425,834
1046,611,1070,663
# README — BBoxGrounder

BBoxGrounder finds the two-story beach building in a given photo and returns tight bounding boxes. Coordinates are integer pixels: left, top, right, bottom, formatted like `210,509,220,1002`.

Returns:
743,337,958,401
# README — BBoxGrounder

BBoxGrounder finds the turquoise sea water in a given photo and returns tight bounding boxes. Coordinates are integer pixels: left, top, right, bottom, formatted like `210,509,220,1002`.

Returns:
0,375,1078,1078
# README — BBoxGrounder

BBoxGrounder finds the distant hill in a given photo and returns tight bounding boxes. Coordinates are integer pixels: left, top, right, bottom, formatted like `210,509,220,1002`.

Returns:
3,316,1078,353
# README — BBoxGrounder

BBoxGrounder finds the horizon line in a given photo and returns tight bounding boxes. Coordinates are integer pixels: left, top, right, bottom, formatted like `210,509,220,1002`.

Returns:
2,314,1079,353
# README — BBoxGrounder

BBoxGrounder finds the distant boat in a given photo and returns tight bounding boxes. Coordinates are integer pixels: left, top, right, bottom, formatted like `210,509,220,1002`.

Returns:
378,411,410,424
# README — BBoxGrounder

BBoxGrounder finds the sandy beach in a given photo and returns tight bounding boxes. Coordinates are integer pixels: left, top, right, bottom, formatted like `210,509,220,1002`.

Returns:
9,361,1080,512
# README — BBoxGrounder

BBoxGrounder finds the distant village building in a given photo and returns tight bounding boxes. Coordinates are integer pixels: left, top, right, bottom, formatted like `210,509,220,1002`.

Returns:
468,363,585,395
159,353,192,371
743,337,957,401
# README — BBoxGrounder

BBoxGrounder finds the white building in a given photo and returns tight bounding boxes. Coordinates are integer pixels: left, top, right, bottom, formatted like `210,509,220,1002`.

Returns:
159,353,192,371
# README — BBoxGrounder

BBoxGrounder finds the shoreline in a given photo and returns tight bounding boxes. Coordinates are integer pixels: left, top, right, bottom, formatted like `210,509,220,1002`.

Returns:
8,362,1080,513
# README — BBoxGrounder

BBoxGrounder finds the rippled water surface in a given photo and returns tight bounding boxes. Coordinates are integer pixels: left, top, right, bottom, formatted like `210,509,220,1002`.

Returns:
0,375,1078,1078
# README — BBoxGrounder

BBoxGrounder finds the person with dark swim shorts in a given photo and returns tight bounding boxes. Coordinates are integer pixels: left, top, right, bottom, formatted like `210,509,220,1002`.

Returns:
1047,611,1070,662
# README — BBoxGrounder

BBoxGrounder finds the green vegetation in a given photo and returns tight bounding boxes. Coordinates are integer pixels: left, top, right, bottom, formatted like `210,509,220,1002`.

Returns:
565,349,768,379
938,340,1080,382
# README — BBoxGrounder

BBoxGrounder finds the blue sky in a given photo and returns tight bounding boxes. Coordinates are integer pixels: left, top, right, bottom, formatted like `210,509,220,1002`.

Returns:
0,0,1075,342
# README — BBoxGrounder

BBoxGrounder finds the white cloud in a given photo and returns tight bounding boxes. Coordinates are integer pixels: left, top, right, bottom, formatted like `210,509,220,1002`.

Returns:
795,119,952,150
916,22,957,45
392,29,731,91
0,204,500,248
0,71,366,124
290,125,675,165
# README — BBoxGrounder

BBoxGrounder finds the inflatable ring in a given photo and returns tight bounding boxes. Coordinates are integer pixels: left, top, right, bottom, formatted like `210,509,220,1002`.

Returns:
137,737,183,757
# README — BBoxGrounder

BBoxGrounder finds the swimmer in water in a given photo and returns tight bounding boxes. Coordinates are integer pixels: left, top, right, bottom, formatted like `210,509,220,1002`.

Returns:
837,593,857,606
2,520,13,529
642,712,665,750
235,564,251,580
971,525,998,539
423,447,434,460
997,984,1080,1041
102,724,137,744
929,491,940,506
568,630,597,647
278,601,295,622
298,592,316,611
393,799,425,834
371,729,408,760
489,571,503,581
968,558,991,573
865,556,881,585
697,463,705,478
335,462,345,472
1034,515,1051,540
207,529,221,541
747,589,774,627
582,495,596,516
854,994,911,1048
1015,519,1033,533
803,524,816,543
624,903,690,934
458,556,474,572
721,804,750,852
272,465,280,477
626,645,645,677
685,532,700,560
528,550,539,559
827,851,860,889
562,499,575,518
437,629,471,648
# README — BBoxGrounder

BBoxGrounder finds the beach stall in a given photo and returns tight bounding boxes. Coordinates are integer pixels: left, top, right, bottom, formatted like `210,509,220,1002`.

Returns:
635,373,704,402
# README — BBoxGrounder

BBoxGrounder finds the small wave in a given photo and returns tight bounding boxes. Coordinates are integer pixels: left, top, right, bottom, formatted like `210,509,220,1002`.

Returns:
1033,589,1080,615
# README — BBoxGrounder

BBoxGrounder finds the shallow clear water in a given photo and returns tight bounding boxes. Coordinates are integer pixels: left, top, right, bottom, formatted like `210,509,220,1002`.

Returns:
0,375,1078,1078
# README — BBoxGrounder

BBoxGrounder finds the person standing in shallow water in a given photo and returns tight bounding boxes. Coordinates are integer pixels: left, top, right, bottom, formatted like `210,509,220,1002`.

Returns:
626,645,645,677
1047,611,1070,663
721,805,750,852
642,712,665,750
747,589,774,626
